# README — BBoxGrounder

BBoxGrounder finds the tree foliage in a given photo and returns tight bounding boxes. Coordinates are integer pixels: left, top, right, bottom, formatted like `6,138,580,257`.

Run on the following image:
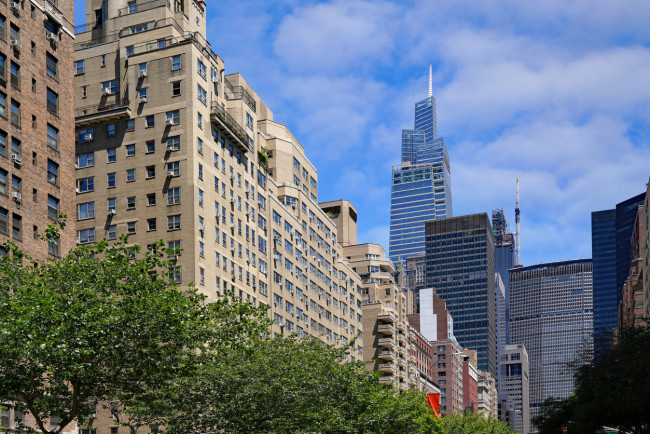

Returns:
533,325,650,434
0,236,266,434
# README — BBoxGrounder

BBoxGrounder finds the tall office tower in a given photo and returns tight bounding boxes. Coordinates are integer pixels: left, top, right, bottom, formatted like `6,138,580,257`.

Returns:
509,260,593,424
0,0,77,263
0,1,77,431
73,0,362,361
495,273,507,389
388,68,451,263
501,344,530,434
408,288,464,416
424,213,497,376
591,192,644,354
493,208,515,342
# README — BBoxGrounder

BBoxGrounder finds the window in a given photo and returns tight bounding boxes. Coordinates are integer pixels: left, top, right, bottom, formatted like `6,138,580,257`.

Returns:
126,119,135,131
47,160,59,186
197,85,207,104
172,80,181,96
107,123,116,137
198,189,203,207
168,187,180,205
197,137,203,154
107,148,116,163
126,144,135,157
0,208,6,234
77,228,95,244
11,176,21,195
138,62,147,75
125,45,134,56
82,86,87,98
145,114,154,127
100,55,106,67
126,169,135,182
146,140,155,153
166,136,180,151
32,78,36,92
166,110,179,125
0,169,6,195
198,163,203,180
76,201,94,220
78,176,95,192
12,213,22,240
171,55,181,70
146,165,155,179
46,53,58,79
197,59,206,79
107,224,116,239
11,137,20,156
10,99,20,127
46,124,58,150
107,173,115,188
47,195,59,220
128,1,136,13
127,196,135,210
138,88,147,100
169,266,181,283
10,62,19,89
107,198,116,213
127,221,136,234
101,80,118,94
46,88,58,115
0,15,5,41
0,130,5,156
74,60,84,75
167,161,180,176
0,92,6,118
246,113,253,129
147,218,156,231
146,193,156,206
168,214,181,230
197,112,202,129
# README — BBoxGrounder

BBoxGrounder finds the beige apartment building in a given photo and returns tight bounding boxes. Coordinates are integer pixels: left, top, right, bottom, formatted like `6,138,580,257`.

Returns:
73,0,363,368
477,369,498,419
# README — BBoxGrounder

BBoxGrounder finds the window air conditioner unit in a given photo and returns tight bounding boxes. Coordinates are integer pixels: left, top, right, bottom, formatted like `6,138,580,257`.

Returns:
138,96,148,103
12,191,21,202
273,235,280,241
101,88,112,96
229,174,235,180
246,257,250,263
75,187,80,193
138,70,148,78
10,39,21,50
108,209,117,216
229,198,236,204
166,144,174,151
11,153,22,165
167,169,175,177
229,223,235,229
245,188,250,195
165,118,174,126
273,255,280,261
84,133,94,141
10,1,20,11
198,224,205,232
46,32,57,42
211,76,220,83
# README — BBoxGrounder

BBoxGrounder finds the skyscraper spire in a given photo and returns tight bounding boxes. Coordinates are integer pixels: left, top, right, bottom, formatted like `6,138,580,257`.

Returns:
428,64,433,98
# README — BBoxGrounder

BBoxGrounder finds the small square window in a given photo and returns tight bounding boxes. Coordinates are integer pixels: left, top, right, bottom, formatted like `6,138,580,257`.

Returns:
168,214,181,230
127,196,135,210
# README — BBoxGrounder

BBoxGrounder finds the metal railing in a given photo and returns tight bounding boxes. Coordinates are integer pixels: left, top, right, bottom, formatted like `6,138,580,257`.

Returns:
224,78,256,113
76,101,130,118
210,101,251,150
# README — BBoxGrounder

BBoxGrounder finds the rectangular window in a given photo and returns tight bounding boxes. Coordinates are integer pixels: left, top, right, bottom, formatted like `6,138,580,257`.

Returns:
0,169,6,195
77,176,95,192
197,85,207,104
168,214,181,230
147,193,156,206
147,218,157,231
146,165,155,179
107,173,115,188
47,160,59,186
77,228,95,244
78,128,94,144
74,60,84,75
166,110,179,125
126,144,135,157
107,224,117,239
145,114,154,127
46,88,58,115
12,214,21,240
172,80,181,96
107,148,116,163
101,80,118,94
126,119,135,131
10,99,19,127
11,137,20,156
46,124,58,150
127,221,136,234
107,198,116,213
107,123,116,137
126,169,135,182
167,161,180,176
0,92,6,118
127,196,135,210
146,140,155,153
10,62,19,89
47,195,59,220
0,207,7,234
197,59,206,79
76,201,94,220
171,55,181,70
46,53,58,79
166,136,180,151
246,113,253,129
168,187,180,205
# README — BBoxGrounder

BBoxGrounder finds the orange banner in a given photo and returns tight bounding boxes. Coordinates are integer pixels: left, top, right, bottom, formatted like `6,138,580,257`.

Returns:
427,393,441,418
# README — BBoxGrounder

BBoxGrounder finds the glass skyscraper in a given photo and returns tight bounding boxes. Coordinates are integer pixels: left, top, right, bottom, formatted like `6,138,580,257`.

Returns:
591,192,644,355
389,70,452,263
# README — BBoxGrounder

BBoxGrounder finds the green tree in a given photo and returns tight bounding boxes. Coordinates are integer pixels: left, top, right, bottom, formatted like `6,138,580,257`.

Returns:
0,235,266,434
437,411,513,434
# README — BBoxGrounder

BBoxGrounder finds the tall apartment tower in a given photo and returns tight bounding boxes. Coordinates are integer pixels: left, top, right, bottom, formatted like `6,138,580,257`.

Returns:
591,192,644,354
73,0,362,357
0,0,76,260
509,260,593,424
493,208,515,342
501,344,530,434
388,68,451,263
424,213,497,376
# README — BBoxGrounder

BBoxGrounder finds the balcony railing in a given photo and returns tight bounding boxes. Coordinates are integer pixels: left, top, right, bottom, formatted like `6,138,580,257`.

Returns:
117,0,170,16
210,101,251,151
224,78,256,113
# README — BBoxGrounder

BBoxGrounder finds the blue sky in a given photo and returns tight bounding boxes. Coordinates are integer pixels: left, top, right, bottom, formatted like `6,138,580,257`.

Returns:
75,0,650,266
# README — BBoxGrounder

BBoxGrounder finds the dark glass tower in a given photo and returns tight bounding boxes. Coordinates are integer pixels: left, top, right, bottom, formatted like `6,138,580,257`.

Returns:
591,192,644,354
424,213,496,376
493,208,515,344
389,68,452,263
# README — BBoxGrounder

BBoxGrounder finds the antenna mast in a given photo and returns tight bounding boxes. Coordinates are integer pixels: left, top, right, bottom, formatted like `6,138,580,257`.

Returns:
515,178,521,266
428,65,433,98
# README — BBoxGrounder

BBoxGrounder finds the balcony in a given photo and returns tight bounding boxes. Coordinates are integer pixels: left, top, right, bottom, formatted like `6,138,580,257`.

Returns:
379,363,396,374
377,324,395,335
210,101,251,152
76,103,131,127
378,338,396,350
377,350,396,361
377,311,396,324
378,375,394,384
